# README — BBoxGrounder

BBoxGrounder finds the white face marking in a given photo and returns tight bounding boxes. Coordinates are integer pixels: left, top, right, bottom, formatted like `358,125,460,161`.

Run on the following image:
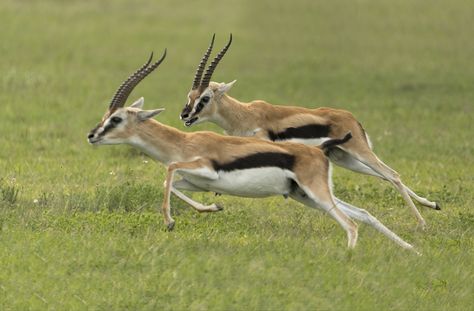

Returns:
180,168,296,198
365,132,373,149
190,89,213,116
96,126,105,135
88,112,126,145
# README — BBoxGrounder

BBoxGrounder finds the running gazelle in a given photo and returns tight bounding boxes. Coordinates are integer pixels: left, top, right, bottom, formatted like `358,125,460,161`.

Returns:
180,34,439,229
87,49,416,251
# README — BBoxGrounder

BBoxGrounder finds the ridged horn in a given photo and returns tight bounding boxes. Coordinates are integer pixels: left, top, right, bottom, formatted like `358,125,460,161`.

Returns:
200,34,232,90
109,49,167,110
192,34,215,90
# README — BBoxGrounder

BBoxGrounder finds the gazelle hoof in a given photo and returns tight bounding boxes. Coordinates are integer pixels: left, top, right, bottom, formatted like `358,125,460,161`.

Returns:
167,221,175,231
215,204,224,211
418,222,427,231
435,202,441,210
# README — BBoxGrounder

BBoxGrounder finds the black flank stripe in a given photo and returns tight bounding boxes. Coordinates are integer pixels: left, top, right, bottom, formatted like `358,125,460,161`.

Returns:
268,124,331,141
212,152,296,172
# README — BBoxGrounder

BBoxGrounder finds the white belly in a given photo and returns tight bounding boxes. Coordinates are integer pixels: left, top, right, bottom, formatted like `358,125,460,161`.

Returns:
286,137,331,146
180,167,294,197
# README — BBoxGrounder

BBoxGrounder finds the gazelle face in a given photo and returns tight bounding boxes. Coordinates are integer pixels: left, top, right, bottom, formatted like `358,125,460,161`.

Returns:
87,50,167,145
183,34,233,127
88,98,164,145
87,108,135,145
180,81,236,127
180,86,216,127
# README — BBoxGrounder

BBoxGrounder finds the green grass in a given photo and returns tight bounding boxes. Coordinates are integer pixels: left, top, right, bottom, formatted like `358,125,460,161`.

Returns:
1,0,473,309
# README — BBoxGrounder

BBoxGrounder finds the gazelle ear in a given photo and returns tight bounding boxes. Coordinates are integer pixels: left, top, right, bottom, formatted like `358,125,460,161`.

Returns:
130,97,145,109
137,108,165,121
216,80,236,95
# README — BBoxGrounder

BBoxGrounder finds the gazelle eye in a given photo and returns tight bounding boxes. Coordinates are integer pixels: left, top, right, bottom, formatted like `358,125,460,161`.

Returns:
201,96,210,103
111,116,122,124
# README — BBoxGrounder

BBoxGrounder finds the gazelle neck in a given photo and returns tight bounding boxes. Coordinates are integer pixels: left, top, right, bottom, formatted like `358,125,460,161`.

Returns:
212,93,260,136
129,119,188,165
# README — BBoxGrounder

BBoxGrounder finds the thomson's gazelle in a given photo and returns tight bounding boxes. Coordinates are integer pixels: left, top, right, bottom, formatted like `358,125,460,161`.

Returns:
180,35,439,229
87,50,416,251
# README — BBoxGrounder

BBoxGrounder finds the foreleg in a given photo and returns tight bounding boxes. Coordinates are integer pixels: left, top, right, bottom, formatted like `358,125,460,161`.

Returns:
171,185,223,213
162,159,217,230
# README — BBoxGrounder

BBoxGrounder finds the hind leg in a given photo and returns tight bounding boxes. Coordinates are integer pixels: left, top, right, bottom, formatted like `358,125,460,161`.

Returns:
328,147,385,178
290,182,358,249
404,186,440,210
334,198,418,253
329,147,438,209
329,146,429,228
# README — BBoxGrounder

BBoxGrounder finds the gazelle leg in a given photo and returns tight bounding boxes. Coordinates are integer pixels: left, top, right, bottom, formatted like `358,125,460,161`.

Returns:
404,185,439,210
329,147,438,209
331,147,427,228
356,153,427,228
290,183,358,249
334,198,418,253
328,147,386,178
171,185,223,213
162,159,217,230
369,154,439,210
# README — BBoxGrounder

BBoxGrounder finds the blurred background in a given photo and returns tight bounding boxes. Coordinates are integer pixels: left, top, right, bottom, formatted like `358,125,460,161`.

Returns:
0,0,473,309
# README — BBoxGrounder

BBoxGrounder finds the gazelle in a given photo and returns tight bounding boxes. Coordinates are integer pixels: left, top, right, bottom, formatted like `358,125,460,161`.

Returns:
87,49,417,252
180,34,440,229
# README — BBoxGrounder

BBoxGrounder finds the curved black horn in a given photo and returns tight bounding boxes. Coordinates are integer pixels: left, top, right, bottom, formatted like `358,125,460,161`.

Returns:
200,33,232,90
192,34,215,90
109,52,153,109
109,49,167,110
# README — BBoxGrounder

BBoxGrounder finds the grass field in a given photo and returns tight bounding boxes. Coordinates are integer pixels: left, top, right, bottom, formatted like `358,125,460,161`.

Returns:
1,0,473,309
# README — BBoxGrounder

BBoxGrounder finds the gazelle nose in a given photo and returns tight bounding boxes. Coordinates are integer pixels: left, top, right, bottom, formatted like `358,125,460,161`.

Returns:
88,133,94,139
180,113,189,119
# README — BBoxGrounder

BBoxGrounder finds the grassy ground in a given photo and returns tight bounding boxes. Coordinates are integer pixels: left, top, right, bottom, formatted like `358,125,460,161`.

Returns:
1,0,473,309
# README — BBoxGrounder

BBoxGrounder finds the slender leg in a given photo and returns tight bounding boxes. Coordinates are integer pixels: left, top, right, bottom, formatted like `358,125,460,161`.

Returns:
404,185,439,210
162,167,177,230
329,147,439,209
331,147,428,228
290,184,358,249
162,159,217,230
327,147,386,178
171,186,223,213
334,198,419,253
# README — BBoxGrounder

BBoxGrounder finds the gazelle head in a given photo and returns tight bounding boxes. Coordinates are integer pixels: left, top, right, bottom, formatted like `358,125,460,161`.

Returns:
87,50,167,145
180,34,235,127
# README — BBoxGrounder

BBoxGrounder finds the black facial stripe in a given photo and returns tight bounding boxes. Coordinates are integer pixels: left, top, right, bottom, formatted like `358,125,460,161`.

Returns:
182,105,192,116
268,124,331,141
212,152,295,172
99,122,116,137
194,101,205,114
